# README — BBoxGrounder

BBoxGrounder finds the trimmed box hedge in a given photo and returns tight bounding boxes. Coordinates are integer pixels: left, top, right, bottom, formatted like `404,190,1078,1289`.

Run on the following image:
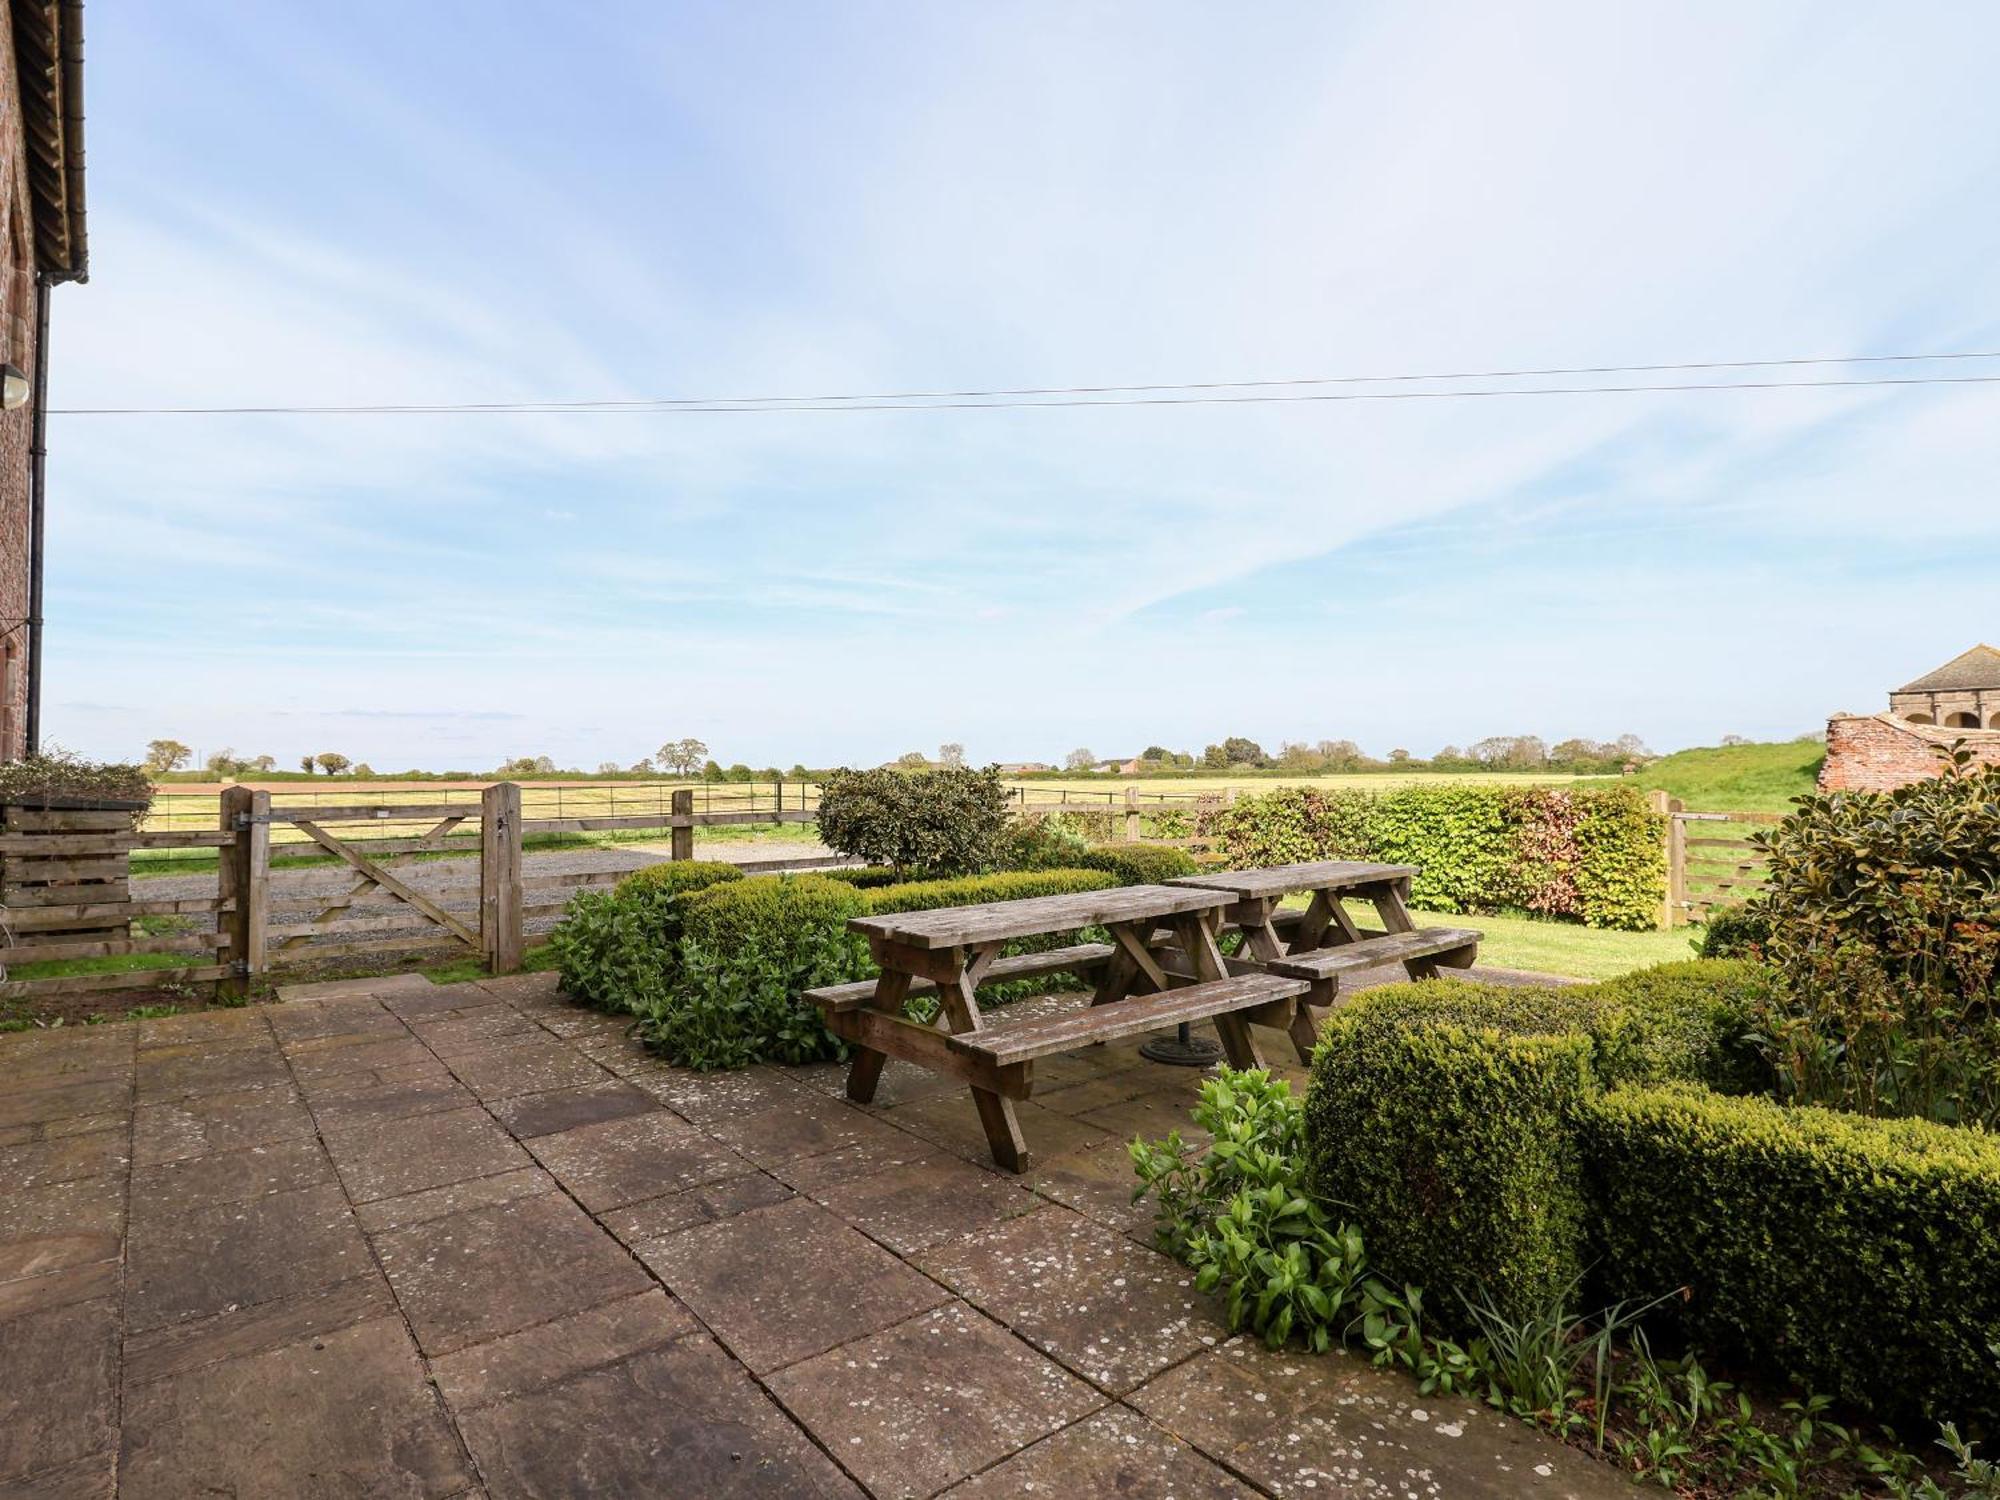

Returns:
1203,782,1665,930
1074,842,1200,885
1584,1085,2000,1423
1302,961,1773,1323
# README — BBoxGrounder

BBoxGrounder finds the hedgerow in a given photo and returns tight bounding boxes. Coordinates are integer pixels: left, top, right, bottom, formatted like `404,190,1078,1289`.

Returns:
1074,842,1200,885
1584,1084,2000,1422
1201,783,1664,930
549,861,743,1013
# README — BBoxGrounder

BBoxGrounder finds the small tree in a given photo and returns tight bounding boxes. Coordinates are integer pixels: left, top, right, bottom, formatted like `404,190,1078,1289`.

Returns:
249,754,277,773
144,738,192,775
1220,736,1268,767
938,742,965,769
815,764,1011,878
351,762,375,779
895,751,930,769
1064,747,1096,771
299,755,316,775
203,748,241,777
315,752,351,776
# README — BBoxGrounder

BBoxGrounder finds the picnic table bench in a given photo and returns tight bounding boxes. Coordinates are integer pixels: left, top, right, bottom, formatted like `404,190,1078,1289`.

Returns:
1170,860,1479,1059
805,884,1307,1172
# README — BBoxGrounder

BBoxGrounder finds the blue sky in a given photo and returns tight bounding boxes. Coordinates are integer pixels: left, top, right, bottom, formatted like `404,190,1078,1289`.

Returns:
46,2,2000,770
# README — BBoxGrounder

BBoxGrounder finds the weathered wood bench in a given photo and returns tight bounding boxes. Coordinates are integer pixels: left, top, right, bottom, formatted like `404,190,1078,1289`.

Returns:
805,884,1307,1172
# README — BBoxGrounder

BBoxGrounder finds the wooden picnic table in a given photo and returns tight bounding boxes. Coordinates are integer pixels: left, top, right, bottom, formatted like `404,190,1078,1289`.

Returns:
806,883,1307,1172
1170,860,1480,1059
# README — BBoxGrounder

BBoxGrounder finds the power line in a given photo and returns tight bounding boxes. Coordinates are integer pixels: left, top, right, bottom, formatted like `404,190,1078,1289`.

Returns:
48,349,2000,416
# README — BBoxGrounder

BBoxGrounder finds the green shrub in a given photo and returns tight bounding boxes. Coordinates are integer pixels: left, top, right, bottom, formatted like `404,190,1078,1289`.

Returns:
0,748,152,821
1744,754,2000,1127
815,764,1012,877
1693,903,1770,960
644,875,870,1069
549,861,743,1015
1586,959,1774,1095
1300,961,1774,1325
1075,842,1199,885
1304,993,1598,1322
1584,1084,2000,1422
1201,783,1664,930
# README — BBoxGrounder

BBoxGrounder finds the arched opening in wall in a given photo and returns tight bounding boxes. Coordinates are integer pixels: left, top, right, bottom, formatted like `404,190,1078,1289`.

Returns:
1990,712,2000,730
1904,712,1934,724
1945,712,1980,728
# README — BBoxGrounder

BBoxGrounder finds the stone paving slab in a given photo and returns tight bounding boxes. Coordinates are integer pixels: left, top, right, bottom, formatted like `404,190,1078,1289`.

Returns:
0,968,1634,1498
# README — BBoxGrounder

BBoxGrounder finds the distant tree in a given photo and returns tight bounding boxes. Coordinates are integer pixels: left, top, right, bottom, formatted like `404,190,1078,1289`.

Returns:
1469,735,1547,770
788,763,811,779
597,761,621,775
938,742,965,769
1612,733,1652,760
1720,734,1750,747
350,763,375,779
628,758,655,774
1315,739,1365,770
726,762,755,782
1064,747,1097,771
701,759,724,783
1433,745,1465,766
1388,748,1412,764
144,739,192,775
314,752,351,776
1219,736,1268,767
249,754,277,773
1200,743,1229,769
203,748,240,777
1140,745,1173,763
300,755,316,775
1278,741,1323,770
657,738,708,778
896,751,930,769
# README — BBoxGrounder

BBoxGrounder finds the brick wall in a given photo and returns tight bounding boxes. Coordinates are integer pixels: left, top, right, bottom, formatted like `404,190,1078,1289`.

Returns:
1818,714,2000,793
0,8,34,760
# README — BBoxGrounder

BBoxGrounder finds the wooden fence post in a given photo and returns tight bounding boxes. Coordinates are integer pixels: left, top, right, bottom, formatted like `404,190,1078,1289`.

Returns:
1648,789,1683,931
671,788,694,862
1123,786,1141,843
217,786,269,999
481,782,524,974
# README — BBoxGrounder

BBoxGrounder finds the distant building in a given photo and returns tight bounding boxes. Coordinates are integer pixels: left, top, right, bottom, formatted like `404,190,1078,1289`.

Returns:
1820,645,2000,793
0,2,86,759
996,762,1052,774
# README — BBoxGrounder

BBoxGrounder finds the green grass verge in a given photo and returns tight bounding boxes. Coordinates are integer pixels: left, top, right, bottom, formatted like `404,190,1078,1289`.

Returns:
419,944,558,985
1408,907,1692,981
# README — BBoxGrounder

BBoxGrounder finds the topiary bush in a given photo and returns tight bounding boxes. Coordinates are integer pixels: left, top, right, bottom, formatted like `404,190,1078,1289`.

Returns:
815,764,1012,878
640,874,871,1069
1583,1083,2000,1423
817,866,906,889
1301,961,1776,1326
861,866,1116,915
1075,842,1199,885
1304,995,1597,1323
549,861,744,1014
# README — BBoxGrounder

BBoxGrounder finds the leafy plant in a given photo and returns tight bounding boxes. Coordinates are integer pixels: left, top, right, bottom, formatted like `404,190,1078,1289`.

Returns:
815,764,1013,877
994,814,1092,871
547,861,743,1014
1131,1069,1366,1351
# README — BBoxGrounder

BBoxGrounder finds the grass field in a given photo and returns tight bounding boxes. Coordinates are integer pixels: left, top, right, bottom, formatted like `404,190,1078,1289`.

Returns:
1636,740,1824,814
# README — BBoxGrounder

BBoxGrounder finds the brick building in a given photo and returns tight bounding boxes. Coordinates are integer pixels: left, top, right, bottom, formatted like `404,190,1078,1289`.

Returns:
1819,645,2000,793
0,2,86,761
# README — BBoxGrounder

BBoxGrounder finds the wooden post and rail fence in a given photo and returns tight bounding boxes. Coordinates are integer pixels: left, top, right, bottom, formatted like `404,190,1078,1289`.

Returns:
0,780,1769,1007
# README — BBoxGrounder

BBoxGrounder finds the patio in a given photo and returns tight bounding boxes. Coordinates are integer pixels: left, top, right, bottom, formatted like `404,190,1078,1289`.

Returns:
0,969,1631,1498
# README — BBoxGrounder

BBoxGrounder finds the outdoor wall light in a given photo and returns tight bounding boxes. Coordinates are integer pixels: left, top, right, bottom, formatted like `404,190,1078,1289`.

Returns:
0,364,27,410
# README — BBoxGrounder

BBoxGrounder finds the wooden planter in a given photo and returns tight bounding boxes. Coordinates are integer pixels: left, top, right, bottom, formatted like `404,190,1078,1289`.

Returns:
0,796,150,944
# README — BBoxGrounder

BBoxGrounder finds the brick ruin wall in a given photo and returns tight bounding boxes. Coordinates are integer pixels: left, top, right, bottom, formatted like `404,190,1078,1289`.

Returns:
1818,714,2000,793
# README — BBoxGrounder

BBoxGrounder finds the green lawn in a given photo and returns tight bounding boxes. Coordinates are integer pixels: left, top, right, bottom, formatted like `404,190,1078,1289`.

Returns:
1638,739,1824,814
1409,907,1692,981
